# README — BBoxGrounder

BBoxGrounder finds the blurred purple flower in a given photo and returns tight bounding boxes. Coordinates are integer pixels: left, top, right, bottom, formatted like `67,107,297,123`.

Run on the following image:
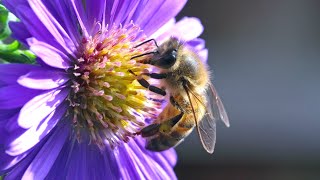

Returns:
0,0,207,179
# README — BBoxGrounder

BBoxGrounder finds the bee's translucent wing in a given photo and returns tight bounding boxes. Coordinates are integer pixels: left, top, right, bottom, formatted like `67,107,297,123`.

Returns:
206,83,230,127
196,83,229,153
184,82,229,154
183,83,217,154
197,110,217,154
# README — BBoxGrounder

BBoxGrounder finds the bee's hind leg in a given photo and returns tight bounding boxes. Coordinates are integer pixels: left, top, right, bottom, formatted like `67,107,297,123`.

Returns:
142,96,186,152
144,111,184,151
140,123,160,137
140,112,183,137
170,96,184,112
141,96,184,136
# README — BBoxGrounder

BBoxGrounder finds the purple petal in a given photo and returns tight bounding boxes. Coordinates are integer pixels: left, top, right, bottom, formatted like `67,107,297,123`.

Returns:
0,85,43,110
136,138,177,168
69,0,89,37
17,68,69,90
46,135,120,180
67,141,117,180
27,0,77,56
15,5,64,51
6,103,68,156
0,134,47,177
115,145,143,179
135,138,177,178
107,0,141,26
0,64,42,85
2,152,33,179
150,18,176,40
21,123,70,179
28,38,73,69
186,38,206,50
0,109,19,121
41,136,73,179
2,0,29,15
132,0,187,36
3,1,32,46
155,17,204,43
198,49,208,62
49,0,82,47
17,88,69,129
114,137,177,179
9,22,31,46
85,0,106,31
185,38,208,62
0,119,39,173
0,148,30,174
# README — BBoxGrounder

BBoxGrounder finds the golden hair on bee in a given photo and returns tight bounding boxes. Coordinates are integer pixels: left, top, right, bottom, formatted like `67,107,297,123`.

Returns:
130,37,229,154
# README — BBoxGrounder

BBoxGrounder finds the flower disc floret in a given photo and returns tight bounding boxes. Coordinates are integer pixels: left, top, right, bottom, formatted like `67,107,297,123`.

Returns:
68,22,161,148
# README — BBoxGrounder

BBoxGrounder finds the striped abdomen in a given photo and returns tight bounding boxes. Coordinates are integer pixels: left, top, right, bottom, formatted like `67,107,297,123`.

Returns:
145,93,206,151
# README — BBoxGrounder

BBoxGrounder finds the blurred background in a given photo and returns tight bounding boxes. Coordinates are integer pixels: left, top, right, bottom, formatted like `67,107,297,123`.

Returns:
175,0,320,179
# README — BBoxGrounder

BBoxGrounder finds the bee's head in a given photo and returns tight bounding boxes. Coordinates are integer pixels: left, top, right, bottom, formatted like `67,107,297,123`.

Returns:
151,37,182,69
151,48,177,69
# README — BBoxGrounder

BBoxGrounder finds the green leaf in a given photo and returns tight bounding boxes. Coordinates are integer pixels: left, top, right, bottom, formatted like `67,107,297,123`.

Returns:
0,40,20,52
0,49,36,64
0,5,9,24
0,4,11,40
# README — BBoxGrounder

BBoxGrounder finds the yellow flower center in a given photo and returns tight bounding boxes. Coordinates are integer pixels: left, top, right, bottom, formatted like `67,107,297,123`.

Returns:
68,23,162,148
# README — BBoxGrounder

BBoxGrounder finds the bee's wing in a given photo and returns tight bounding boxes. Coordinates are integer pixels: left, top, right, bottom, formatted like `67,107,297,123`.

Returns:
183,83,216,154
206,83,230,127
196,83,229,154
183,82,229,154
197,108,217,154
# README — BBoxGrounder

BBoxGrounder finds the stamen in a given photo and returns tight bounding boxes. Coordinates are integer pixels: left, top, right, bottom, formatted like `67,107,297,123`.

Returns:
67,23,163,148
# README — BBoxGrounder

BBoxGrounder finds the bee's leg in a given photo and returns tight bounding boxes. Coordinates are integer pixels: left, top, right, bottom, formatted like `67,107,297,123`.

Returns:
141,96,183,136
144,96,189,151
140,123,160,137
141,111,184,137
142,72,167,79
155,96,184,133
128,70,166,96
170,96,184,112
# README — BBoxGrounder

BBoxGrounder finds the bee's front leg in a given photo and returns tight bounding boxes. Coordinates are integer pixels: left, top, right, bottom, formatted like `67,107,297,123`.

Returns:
128,69,166,96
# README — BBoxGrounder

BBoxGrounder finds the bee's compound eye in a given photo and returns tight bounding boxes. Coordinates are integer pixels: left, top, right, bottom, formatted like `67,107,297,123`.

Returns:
154,49,177,69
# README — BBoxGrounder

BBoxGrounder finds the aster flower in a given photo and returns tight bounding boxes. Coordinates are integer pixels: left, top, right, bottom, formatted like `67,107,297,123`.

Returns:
0,0,208,179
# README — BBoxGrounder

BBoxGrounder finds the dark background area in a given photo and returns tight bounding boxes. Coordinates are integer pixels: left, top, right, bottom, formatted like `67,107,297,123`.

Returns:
175,0,320,179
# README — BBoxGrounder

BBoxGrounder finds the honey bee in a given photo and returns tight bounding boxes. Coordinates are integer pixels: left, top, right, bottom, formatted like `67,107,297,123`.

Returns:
130,37,230,153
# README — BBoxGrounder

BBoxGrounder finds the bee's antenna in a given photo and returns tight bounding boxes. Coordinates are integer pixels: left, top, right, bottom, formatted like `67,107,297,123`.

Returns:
130,51,157,60
131,39,160,61
134,39,159,48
